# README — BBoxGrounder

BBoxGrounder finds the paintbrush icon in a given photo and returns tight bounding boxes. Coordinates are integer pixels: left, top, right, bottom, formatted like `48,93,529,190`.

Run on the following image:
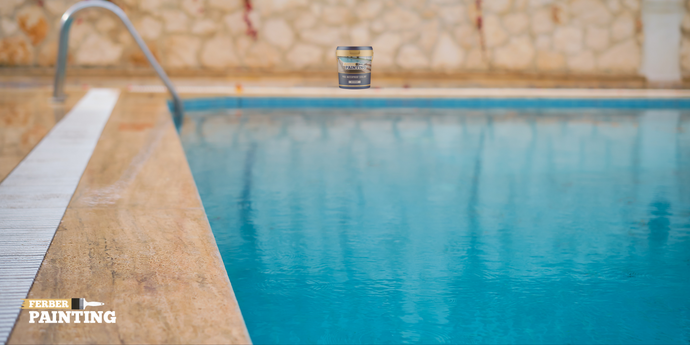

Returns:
71,298,104,310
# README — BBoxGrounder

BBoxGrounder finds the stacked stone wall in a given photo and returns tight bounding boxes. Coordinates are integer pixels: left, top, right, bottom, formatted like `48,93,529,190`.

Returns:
0,0,687,77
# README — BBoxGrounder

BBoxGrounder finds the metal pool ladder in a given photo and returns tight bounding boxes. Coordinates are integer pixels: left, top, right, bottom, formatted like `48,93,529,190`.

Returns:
53,0,184,118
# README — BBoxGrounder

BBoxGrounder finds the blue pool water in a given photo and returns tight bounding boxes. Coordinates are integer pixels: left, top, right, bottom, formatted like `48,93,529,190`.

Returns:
180,106,690,344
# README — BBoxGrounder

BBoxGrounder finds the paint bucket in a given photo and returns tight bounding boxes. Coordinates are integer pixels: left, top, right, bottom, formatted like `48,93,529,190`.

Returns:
336,46,373,89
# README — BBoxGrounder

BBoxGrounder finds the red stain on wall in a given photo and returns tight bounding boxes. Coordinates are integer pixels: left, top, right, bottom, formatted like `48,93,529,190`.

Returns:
194,0,204,15
244,0,258,39
551,6,562,24
475,0,486,58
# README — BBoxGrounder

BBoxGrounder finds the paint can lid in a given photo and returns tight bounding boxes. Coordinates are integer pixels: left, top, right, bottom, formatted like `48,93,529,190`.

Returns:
336,46,373,50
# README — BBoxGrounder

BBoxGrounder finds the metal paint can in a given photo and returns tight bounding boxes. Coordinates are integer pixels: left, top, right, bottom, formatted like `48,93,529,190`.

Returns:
336,46,373,89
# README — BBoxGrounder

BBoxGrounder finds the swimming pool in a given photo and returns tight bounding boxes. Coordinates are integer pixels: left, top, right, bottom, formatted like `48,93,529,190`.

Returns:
180,103,690,344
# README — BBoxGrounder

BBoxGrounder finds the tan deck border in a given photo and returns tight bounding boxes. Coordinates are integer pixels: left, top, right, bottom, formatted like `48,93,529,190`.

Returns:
8,92,251,344
128,85,690,99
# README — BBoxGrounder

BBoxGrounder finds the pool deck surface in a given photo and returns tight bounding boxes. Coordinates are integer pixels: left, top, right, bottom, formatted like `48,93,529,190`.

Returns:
0,90,84,181
2,91,250,344
2,76,690,344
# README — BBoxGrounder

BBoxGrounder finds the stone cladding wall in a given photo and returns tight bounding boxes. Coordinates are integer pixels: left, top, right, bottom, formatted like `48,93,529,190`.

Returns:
0,0,687,76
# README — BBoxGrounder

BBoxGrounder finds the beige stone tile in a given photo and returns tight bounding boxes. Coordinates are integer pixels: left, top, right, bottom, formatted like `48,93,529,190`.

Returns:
0,90,85,182
68,94,201,210
7,92,250,344
9,208,250,344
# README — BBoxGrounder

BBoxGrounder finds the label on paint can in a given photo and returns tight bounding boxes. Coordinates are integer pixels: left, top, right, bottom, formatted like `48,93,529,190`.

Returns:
336,46,373,89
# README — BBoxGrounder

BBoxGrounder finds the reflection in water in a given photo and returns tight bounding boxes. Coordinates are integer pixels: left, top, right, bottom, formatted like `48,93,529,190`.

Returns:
648,200,671,254
181,108,690,344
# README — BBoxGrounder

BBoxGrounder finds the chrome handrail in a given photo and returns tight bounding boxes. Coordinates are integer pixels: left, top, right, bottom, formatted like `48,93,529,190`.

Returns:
53,0,184,118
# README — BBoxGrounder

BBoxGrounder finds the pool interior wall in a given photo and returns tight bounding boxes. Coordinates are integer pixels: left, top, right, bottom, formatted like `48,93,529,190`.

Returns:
179,105,690,344
173,97,690,113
